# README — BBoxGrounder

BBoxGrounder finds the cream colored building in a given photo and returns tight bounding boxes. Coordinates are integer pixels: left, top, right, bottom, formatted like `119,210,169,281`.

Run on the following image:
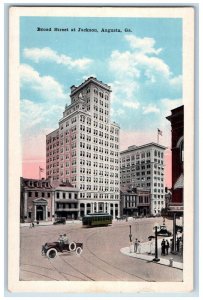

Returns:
46,77,120,218
120,143,166,215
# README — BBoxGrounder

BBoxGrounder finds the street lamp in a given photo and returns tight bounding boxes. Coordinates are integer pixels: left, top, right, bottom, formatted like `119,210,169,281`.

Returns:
128,225,133,253
153,224,160,262
129,225,132,242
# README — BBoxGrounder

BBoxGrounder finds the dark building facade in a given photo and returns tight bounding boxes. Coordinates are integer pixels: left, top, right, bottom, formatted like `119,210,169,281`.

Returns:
166,105,184,253
166,105,184,211
120,186,150,217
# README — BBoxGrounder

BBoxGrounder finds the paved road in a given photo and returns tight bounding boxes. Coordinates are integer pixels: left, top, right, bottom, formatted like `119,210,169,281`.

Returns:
20,217,183,282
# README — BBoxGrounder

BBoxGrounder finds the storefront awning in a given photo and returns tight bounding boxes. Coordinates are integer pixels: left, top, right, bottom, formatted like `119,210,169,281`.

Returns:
174,173,184,189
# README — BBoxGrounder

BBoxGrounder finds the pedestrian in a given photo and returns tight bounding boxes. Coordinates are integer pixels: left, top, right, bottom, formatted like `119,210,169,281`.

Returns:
29,223,32,229
32,222,35,228
134,238,138,253
137,240,141,254
62,234,69,244
161,239,166,255
165,239,169,255
148,238,154,254
58,234,64,252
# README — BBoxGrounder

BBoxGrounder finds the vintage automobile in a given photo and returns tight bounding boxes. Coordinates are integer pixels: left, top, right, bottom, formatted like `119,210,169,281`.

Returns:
42,239,83,259
53,217,66,225
157,225,172,237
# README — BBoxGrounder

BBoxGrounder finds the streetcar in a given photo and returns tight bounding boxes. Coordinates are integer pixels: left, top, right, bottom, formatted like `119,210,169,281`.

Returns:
82,213,113,227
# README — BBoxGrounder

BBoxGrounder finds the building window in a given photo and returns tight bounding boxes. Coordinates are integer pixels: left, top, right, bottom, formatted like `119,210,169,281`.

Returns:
56,192,60,199
35,192,38,197
28,192,32,197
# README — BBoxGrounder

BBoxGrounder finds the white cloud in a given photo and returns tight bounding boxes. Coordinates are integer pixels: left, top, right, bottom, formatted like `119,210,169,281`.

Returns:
20,64,66,100
23,47,92,70
135,53,171,78
142,104,160,114
161,98,182,114
169,75,182,88
110,80,139,101
109,50,140,79
111,107,125,117
109,34,178,89
125,34,162,55
20,98,64,134
123,101,140,110
20,98,63,161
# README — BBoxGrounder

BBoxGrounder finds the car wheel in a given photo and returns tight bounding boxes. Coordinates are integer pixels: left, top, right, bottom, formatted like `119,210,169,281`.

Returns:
76,247,83,255
69,242,76,252
46,248,57,259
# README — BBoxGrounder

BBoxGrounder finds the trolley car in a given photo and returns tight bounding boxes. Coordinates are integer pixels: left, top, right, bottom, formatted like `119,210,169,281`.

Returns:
82,213,112,227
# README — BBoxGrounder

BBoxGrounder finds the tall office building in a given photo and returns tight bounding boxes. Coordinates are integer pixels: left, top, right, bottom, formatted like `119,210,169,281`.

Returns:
46,77,120,218
120,143,166,215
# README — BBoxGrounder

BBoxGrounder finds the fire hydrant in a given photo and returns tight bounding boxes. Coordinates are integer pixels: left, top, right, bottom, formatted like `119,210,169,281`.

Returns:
169,258,173,267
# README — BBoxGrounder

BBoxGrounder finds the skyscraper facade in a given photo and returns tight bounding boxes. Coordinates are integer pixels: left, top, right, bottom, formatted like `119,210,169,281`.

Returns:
46,77,120,218
120,143,166,215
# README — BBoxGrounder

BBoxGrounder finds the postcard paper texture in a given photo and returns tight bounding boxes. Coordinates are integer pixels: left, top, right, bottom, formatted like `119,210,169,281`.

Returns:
8,6,194,294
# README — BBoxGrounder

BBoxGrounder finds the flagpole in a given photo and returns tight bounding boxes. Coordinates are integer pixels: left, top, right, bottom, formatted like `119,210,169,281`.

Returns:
39,166,41,180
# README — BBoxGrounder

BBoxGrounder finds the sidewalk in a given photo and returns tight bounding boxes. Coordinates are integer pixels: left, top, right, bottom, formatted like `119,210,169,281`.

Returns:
20,220,82,227
120,240,183,270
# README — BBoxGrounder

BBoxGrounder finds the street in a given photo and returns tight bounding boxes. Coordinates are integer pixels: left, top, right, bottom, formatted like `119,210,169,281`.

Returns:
20,217,183,282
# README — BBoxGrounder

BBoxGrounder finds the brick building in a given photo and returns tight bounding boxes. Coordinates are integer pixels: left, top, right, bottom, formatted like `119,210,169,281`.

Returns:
166,105,184,212
120,186,150,217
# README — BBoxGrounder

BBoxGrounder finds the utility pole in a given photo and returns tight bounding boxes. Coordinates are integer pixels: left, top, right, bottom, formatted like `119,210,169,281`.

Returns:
153,226,160,262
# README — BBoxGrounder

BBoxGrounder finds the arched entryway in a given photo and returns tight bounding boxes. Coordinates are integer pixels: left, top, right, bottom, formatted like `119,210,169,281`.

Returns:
36,205,44,221
33,198,48,221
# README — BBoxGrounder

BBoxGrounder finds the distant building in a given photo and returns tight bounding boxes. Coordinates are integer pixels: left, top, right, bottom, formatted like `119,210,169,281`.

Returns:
120,143,167,215
20,177,80,222
46,77,120,218
20,177,54,223
120,186,150,217
53,181,79,220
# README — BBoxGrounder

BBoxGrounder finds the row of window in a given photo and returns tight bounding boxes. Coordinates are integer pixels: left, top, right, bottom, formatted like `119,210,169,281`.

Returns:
28,191,51,198
56,192,77,200
56,203,78,209
122,150,164,161
80,193,120,200
154,200,164,205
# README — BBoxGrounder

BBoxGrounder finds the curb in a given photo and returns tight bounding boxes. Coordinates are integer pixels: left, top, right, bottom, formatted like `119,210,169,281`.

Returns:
120,247,183,270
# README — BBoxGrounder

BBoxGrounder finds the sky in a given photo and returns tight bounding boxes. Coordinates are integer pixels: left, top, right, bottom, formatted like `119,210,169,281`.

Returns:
20,17,183,187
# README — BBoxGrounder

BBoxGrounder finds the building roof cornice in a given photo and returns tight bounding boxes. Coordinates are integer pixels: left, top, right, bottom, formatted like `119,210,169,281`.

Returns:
121,142,167,154
70,77,111,96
